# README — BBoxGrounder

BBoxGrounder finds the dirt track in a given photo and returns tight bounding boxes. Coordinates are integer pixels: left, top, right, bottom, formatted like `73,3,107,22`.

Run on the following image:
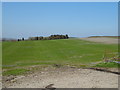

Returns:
80,37,119,44
3,67,118,88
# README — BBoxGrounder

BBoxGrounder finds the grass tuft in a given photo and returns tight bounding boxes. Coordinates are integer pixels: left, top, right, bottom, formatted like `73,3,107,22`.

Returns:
3,69,29,76
94,62,120,68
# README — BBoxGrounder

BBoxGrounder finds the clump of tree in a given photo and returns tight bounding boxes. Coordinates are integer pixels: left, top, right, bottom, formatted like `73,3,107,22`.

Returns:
28,34,69,41
22,38,24,41
49,34,69,39
28,36,43,40
17,39,21,41
18,37,24,41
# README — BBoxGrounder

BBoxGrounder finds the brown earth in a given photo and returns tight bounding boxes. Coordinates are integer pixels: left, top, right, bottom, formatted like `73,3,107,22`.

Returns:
3,66,118,88
80,37,119,44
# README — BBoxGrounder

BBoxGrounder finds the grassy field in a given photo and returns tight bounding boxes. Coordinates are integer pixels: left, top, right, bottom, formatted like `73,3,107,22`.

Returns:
2,38,118,75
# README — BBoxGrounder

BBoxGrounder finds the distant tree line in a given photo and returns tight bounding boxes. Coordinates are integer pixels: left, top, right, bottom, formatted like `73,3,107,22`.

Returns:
28,34,69,41
2,38,17,42
28,36,43,40
17,34,69,41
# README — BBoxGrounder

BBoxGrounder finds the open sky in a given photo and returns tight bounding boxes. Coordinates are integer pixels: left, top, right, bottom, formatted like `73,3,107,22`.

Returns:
2,2,118,39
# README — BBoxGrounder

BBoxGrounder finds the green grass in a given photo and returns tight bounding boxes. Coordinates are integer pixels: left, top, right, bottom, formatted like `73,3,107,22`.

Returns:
3,68,29,76
2,38,118,75
94,62,120,68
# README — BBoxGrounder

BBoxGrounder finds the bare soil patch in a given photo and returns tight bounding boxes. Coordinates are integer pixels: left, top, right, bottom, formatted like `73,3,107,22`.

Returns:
80,37,119,44
3,66,118,88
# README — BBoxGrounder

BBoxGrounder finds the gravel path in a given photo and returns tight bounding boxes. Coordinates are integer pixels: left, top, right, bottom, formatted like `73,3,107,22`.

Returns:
3,67,118,88
80,37,119,44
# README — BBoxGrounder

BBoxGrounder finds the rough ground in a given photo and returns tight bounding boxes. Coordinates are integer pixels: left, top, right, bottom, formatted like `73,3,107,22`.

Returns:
3,67,118,88
80,37,119,44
